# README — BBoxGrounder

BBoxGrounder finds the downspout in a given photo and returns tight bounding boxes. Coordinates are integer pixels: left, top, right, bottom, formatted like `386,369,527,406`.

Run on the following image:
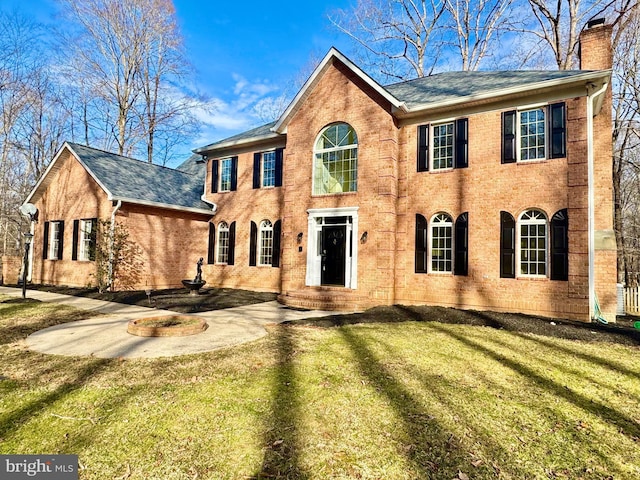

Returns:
27,221,35,282
108,200,122,291
586,81,608,321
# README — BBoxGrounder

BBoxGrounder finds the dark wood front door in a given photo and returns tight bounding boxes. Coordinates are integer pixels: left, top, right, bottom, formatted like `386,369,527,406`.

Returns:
321,225,346,286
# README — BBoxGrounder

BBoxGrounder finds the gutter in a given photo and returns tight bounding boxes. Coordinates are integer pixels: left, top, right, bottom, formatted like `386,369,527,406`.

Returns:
586,80,609,320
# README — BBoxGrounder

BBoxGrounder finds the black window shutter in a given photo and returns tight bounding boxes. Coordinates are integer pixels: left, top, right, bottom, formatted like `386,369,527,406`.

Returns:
211,160,219,193
272,220,281,267
500,211,516,278
455,118,469,169
228,221,236,265
502,111,517,164
57,221,65,260
454,212,468,276
72,220,79,261
42,221,49,259
415,214,428,273
230,156,238,191
275,148,284,187
550,209,569,280
89,219,98,261
549,102,566,159
253,153,261,189
207,223,215,264
249,221,257,266
417,125,429,172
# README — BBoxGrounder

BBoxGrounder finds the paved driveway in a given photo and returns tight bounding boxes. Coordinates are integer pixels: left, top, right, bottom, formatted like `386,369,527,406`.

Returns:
0,287,338,359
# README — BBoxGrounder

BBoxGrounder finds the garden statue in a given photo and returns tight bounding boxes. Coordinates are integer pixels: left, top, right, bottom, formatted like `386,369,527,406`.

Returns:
182,257,206,295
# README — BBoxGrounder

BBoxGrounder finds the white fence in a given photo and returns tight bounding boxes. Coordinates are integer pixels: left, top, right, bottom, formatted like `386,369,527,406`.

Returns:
624,286,640,315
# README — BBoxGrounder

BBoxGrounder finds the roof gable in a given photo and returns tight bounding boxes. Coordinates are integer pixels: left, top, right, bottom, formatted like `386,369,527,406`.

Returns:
272,48,406,134
26,142,214,215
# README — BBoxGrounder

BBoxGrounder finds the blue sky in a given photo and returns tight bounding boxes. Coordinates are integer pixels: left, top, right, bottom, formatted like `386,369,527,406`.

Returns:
0,0,353,163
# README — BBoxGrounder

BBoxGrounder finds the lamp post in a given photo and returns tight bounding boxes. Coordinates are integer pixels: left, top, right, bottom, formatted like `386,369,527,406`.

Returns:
22,232,33,299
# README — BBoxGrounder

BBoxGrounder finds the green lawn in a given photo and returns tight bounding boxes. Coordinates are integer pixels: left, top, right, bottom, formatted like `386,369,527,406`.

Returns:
1,296,639,479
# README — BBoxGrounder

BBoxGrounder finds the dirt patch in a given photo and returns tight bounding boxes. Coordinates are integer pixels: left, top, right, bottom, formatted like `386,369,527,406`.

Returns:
283,305,640,347
26,284,278,313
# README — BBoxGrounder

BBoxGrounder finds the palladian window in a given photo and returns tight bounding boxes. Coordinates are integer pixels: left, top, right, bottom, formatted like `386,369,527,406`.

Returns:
313,123,358,195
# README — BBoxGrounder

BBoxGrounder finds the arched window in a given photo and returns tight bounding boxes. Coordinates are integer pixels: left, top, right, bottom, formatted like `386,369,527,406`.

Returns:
313,123,358,195
519,209,547,276
259,220,273,266
430,213,453,272
217,222,229,264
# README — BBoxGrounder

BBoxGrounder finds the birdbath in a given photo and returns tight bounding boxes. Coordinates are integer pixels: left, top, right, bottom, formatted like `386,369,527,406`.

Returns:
182,257,206,296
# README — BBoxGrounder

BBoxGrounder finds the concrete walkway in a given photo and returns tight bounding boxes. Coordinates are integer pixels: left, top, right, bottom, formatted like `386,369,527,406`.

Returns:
0,287,338,359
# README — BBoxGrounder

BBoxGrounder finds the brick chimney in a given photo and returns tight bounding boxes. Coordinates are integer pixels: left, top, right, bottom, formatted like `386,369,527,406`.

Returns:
579,19,613,70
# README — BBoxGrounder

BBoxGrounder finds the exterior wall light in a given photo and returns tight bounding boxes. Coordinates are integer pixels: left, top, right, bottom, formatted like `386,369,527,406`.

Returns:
360,231,368,243
297,232,304,244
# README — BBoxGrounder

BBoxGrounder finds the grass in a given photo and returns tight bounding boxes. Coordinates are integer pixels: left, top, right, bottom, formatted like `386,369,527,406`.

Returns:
1,295,639,479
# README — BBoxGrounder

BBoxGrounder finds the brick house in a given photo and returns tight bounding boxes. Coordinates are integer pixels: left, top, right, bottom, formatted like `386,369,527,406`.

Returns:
23,22,616,322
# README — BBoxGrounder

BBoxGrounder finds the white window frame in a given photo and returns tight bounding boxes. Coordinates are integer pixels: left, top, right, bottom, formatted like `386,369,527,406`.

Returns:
79,219,94,261
261,151,276,188
217,222,230,264
219,158,232,192
429,213,453,273
49,221,61,260
306,207,359,289
312,123,358,195
517,209,548,277
258,219,274,266
518,107,547,162
431,122,455,171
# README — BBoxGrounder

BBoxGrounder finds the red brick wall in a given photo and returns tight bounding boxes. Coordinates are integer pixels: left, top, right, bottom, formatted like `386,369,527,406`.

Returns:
32,149,113,287
31,148,213,290
203,144,284,293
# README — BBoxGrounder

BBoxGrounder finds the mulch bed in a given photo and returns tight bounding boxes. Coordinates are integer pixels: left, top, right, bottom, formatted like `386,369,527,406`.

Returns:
18,284,640,346
25,284,277,313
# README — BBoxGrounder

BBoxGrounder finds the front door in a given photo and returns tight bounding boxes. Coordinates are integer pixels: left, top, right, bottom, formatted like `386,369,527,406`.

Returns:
321,225,346,286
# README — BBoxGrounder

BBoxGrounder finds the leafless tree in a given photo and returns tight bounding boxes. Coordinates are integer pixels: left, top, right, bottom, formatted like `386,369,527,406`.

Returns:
444,0,514,71
612,7,640,285
329,0,447,81
525,0,637,69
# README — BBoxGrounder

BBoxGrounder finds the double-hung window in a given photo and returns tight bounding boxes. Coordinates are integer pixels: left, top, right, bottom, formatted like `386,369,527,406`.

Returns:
519,210,547,276
217,222,230,264
502,103,566,163
43,220,64,260
253,149,283,188
417,118,468,172
259,220,274,266
220,159,232,192
415,212,468,275
210,157,238,193
72,218,97,261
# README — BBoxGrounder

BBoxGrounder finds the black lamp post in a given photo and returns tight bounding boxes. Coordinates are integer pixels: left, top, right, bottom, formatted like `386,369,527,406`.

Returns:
22,232,33,299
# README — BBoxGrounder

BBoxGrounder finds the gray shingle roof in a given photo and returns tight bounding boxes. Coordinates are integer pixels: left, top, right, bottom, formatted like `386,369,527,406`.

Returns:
384,70,595,109
195,121,277,152
198,67,597,152
67,143,211,212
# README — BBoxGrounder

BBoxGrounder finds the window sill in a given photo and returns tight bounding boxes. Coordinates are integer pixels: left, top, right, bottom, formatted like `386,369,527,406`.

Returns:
311,191,358,198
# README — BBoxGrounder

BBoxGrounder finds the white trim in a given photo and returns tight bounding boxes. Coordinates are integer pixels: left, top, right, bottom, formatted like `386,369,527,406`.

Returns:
273,48,406,134
516,209,548,278
306,207,359,288
429,213,454,273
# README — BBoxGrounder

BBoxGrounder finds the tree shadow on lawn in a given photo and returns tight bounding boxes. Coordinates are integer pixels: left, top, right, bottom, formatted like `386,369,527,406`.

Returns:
427,322,640,442
337,327,497,477
252,326,309,479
